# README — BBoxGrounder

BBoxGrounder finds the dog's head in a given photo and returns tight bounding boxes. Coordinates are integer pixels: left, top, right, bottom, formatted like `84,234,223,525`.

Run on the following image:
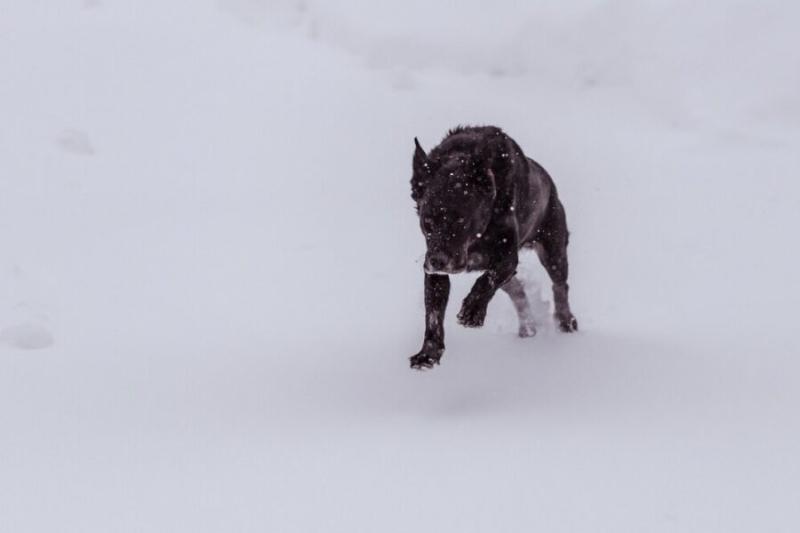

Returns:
411,138,495,274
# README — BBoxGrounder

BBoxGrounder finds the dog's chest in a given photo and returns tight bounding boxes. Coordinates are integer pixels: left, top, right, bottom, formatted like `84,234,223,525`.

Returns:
466,243,490,271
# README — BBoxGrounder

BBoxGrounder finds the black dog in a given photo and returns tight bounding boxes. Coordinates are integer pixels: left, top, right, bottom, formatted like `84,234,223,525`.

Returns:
410,126,577,370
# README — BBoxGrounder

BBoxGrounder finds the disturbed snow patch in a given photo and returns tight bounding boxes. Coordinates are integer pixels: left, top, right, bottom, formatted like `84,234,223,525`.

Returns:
1,323,53,350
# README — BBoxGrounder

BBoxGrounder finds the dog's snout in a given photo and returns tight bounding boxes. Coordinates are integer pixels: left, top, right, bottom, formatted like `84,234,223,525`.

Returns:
427,252,449,272
425,251,468,274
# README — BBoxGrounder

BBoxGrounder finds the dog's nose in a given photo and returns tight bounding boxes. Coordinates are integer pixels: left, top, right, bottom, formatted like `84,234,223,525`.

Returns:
426,252,449,272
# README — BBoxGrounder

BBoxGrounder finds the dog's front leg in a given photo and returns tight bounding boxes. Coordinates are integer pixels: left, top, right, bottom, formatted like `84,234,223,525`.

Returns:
457,237,518,329
410,273,450,369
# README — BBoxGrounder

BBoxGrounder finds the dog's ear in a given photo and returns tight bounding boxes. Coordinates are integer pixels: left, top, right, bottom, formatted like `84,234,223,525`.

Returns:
411,137,430,201
413,137,429,175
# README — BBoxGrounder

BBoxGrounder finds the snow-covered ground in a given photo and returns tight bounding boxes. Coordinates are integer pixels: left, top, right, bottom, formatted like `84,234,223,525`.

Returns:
2,1,799,531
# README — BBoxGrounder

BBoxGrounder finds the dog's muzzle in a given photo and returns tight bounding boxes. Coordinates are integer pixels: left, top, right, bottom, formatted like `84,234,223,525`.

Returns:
424,252,466,274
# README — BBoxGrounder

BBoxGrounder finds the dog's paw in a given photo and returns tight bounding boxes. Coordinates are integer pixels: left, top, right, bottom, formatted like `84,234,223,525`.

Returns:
457,300,487,328
410,348,443,370
557,314,578,333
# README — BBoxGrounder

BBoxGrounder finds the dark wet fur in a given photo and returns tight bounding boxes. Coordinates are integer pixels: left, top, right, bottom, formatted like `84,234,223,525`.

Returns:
410,126,577,370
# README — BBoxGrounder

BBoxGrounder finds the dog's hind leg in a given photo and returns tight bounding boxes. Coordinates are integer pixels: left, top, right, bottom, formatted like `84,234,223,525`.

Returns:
535,194,578,332
501,276,537,337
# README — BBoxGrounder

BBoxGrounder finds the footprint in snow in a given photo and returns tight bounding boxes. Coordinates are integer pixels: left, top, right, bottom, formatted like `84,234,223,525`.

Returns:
57,129,95,156
1,323,54,351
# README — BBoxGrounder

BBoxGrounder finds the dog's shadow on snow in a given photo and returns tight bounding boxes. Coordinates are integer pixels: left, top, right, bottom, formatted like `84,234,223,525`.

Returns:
322,327,697,421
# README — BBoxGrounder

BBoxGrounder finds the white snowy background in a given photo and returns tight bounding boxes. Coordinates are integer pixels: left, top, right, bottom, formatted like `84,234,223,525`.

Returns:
2,1,799,531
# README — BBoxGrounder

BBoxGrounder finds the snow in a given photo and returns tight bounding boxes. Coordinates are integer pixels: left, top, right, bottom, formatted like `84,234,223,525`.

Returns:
1,1,799,531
